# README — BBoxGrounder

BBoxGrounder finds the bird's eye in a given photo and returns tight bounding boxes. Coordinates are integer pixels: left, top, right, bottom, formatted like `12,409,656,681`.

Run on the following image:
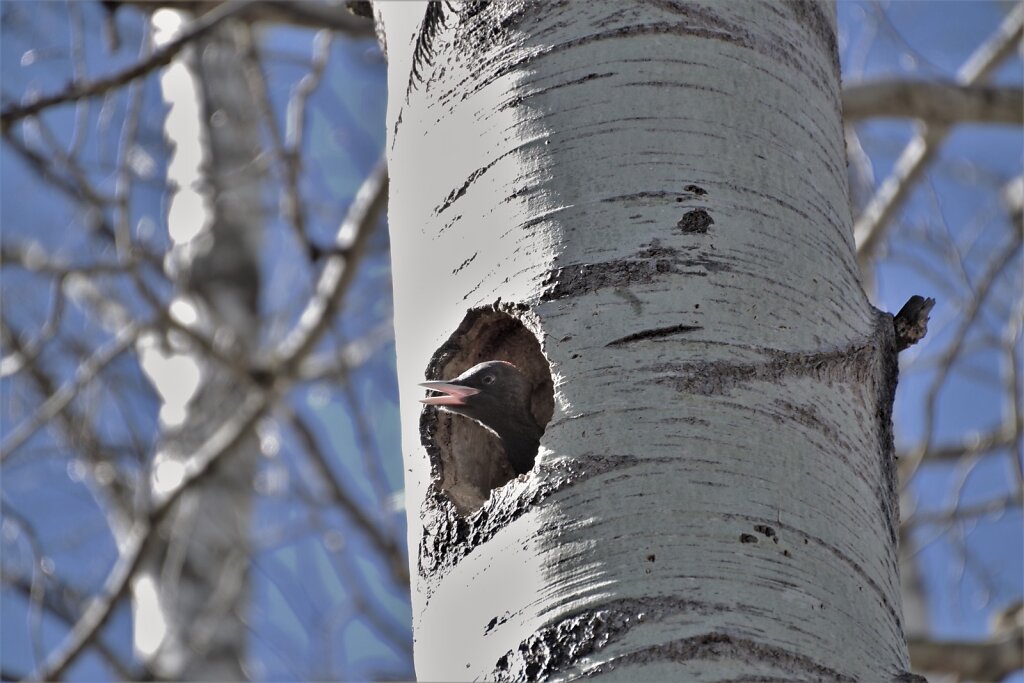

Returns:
482,374,495,385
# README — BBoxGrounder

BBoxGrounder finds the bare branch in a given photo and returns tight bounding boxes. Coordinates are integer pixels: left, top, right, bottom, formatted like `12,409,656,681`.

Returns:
0,317,134,526
1,574,145,681
34,390,271,681
909,629,1024,682
112,24,151,262
270,158,388,373
906,492,1023,527
900,235,1023,483
854,4,1024,264
112,0,375,35
901,418,1023,464
843,81,1023,125
1,0,376,129
1,128,114,207
283,407,409,587
242,27,333,261
0,322,139,464
0,243,129,277
1,0,251,128
31,522,147,682
295,320,395,382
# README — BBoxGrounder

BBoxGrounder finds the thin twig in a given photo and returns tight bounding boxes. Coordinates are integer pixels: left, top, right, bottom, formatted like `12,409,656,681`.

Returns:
899,418,1023,464
1,0,252,128
0,322,139,464
906,492,1023,526
900,235,1023,483
113,23,151,262
0,573,144,681
283,406,409,587
271,158,388,373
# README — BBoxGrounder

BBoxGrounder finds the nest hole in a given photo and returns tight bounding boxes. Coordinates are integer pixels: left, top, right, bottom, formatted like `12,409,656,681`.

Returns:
420,306,554,514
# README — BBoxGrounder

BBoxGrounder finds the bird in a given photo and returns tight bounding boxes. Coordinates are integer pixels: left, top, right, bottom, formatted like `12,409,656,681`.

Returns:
420,361,543,475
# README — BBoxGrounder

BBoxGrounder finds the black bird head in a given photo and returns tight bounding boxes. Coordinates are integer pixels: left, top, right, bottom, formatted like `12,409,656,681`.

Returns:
420,361,542,474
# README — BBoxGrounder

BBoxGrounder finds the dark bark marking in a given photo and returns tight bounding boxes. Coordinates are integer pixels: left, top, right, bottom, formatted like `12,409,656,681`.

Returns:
419,454,669,583
587,632,855,681
452,251,478,274
603,187,708,204
492,596,729,681
606,324,703,347
501,71,616,110
461,279,483,301
485,613,510,635
769,396,855,457
603,190,675,203
780,0,841,82
621,80,730,96
871,309,903,554
647,343,875,397
436,131,563,216
406,1,451,96
436,164,490,215
437,213,463,235
753,524,778,542
895,673,930,683
460,12,754,103
541,260,662,300
552,19,754,57
541,241,728,301
740,533,758,544
722,510,905,635
678,208,714,234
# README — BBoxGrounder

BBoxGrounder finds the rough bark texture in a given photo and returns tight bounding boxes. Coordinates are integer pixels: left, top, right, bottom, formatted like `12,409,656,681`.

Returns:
131,19,263,680
380,2,914,680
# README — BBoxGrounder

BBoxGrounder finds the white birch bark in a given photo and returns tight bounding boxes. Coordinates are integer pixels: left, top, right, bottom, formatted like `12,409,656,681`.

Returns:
379,2,917,680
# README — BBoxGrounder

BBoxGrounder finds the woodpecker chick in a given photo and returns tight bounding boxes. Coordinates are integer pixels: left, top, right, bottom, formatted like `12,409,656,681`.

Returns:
420,361,542,475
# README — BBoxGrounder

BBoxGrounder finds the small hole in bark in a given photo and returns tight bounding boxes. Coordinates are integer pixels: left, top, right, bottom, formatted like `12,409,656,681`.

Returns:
420,306,554,514
740,533,758,544
646,554,656,562
677,209,714,234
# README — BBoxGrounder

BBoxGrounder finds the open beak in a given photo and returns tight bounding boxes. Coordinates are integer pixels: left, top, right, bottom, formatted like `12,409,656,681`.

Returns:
419,381,480,406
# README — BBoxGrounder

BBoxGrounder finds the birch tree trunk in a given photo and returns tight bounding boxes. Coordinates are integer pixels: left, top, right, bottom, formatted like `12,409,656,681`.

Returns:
379,2,917,680
132,15,263,679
